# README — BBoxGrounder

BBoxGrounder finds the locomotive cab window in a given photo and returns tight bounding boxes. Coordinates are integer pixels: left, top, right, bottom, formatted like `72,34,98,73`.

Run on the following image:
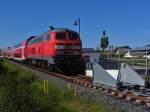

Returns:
56,33,65,40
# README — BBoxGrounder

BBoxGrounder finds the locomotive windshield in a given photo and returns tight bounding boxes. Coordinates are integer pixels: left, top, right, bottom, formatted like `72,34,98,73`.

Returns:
55,32,79,40
68,32,79,40
56,33,66,40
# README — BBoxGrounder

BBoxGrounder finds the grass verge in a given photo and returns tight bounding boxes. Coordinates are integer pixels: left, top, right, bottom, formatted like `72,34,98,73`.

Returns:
0,60,123,112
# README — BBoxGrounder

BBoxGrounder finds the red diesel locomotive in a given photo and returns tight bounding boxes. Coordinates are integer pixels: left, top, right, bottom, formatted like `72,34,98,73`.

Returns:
2,27,83,75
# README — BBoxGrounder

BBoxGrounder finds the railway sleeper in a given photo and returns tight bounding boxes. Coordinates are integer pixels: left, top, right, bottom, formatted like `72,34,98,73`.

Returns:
145,100,150,108
111,90,118,96
135,95,147,105
126,92,135,102
116,91,126,99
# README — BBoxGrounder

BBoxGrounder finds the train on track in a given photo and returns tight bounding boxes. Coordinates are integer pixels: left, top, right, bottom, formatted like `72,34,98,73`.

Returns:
1,27,85,75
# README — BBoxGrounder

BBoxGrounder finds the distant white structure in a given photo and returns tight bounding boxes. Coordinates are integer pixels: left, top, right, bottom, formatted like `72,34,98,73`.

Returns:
124,51,133,58
143,55,150,59
125,45,150,58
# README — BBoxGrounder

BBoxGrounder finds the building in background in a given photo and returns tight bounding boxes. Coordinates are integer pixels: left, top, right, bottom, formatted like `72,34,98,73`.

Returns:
82,48,95,53
115,46,131,54
124,45,150,58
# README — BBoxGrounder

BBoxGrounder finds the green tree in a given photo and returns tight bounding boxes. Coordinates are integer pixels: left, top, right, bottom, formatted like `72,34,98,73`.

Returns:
100,30,109,52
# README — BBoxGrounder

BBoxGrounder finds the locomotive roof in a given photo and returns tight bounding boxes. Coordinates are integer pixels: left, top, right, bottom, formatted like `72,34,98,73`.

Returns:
27,28,79,44
49,28,77,33
32,28,78,39
34,28,78,37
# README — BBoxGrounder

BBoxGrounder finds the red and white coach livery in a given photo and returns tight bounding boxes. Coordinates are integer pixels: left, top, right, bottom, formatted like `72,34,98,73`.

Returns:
12,36,35,61
13,41,26,60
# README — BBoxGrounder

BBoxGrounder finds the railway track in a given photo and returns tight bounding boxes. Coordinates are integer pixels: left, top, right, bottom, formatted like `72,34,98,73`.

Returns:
4,58,150,109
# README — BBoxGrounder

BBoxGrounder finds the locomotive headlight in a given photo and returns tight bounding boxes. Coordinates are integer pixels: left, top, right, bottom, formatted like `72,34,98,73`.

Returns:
55,45,81,49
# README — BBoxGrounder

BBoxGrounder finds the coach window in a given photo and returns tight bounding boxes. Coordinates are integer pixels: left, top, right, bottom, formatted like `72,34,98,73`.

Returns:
46,34,51,40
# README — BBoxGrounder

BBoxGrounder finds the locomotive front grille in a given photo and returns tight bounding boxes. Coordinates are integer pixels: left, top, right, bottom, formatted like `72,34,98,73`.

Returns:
55,45,81,50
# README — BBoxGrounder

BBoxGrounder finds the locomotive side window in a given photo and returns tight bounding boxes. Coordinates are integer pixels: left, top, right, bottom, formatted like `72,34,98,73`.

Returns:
46,34,51,40
34,37,42,43
56,33,65,40
29,37,43,45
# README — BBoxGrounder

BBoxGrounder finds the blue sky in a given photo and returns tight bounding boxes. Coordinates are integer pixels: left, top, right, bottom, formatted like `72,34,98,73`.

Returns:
0,0,150,48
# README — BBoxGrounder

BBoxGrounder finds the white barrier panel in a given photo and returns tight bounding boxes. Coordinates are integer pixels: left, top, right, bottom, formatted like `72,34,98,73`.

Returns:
93,63,117,88
106,70,119,80
118,63,145,87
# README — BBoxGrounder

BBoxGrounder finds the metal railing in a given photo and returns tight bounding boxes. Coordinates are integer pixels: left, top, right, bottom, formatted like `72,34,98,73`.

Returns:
98,52,150,76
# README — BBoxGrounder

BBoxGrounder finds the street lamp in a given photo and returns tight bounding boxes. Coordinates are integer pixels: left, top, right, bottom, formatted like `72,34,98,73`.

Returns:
74,18,80,36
